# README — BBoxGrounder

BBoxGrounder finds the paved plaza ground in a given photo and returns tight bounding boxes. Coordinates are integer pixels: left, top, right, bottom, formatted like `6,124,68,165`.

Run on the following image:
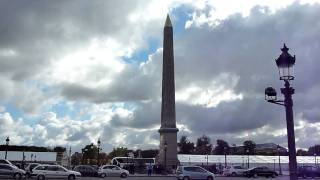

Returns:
0,175,299,180
64,176,292,180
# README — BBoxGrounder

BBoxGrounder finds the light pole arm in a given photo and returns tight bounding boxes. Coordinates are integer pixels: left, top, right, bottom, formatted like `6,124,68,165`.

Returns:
267,100,285,106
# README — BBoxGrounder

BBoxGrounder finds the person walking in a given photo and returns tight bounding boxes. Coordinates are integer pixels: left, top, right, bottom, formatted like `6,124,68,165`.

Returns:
147,163,153,176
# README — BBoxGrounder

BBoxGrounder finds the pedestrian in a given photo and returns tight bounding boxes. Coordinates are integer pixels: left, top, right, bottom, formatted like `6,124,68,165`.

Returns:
147,163,152,176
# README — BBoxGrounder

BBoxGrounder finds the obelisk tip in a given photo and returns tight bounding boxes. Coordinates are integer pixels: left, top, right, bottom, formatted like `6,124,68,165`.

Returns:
165,14,172,27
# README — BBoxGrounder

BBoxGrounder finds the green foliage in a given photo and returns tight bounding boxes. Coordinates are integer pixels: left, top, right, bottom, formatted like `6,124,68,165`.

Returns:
53,146,66,152
243,140,256,155
81,143,99,165
296,149,308,156
178,136,195,154
213,139,230,155
0,145,65,152
195,135,212,155
71,152,82,166
140,149,159,158
83,143,98,160
107,147,129,160
308,145,320,156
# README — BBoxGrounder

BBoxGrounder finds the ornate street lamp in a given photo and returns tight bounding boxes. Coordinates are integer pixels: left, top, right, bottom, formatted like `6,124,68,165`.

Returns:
5,137,9,159
277,145,282,175
97,139,101,166
265,44,297,180
164,142,168,173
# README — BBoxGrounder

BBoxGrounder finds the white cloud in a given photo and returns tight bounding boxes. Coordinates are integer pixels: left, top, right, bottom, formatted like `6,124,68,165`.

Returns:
1,0,320,152
185,0,320,28
176,73,243,107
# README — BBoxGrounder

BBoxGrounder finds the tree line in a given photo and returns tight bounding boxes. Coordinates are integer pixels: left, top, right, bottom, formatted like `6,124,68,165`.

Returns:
72,136,320,165
71,144,158,166
178,135,257,155
178,135,320,156
0,145,66,152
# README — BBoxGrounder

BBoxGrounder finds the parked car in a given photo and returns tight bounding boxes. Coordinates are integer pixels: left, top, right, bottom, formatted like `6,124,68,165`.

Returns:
25,163,40,178
91,165,99,170
98,165,129,178
73,165,99,177
31,164,81,180
223,165,247,176
298,165,320,178
176,165,215,180
243,166,278,178
0,163,25,179
0,159,14,165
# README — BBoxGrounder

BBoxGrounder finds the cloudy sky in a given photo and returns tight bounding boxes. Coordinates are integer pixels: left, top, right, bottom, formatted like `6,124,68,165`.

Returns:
1,0,320,153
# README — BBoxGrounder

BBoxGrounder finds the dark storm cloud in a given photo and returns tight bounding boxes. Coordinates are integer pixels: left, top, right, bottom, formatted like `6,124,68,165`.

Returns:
0,0,148,112
167,3,320,140
176,98,282,134
175,3,320,96
60,65,161,103
0,0,146,81
0,0,141,46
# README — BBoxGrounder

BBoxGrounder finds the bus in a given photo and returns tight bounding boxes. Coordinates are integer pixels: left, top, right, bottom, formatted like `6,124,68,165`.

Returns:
111,157,155,168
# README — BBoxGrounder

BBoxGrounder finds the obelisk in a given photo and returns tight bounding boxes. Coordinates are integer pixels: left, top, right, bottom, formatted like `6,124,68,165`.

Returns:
158,14,179,171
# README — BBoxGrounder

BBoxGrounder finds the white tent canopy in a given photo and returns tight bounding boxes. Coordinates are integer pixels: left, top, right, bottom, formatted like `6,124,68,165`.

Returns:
0,151,56,162
178,154,318,165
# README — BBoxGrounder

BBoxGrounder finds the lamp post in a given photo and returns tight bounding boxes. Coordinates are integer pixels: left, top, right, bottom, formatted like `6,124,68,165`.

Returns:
277,145,282,175
82,148,88,165
81,148,85,165
89,144,94,164
97,139,101,166
69,147,71,169
246,149,250,169
224,147,227,167
314,145,317,167
265,44,297,180
5,137,9,159
206,154,208,166
164,142,167,173
242,156,244,167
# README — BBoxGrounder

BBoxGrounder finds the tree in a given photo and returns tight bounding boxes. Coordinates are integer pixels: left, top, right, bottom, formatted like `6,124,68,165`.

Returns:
140,149,159,158
308,145,320,156
71,152,82,166
214,139,230,155
98,152,109,165
82,143,98,165
297,149,308,156
108,147,129,160
53,146,66,152
243,140,256,155
195,135,212,155
178,136,195,154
